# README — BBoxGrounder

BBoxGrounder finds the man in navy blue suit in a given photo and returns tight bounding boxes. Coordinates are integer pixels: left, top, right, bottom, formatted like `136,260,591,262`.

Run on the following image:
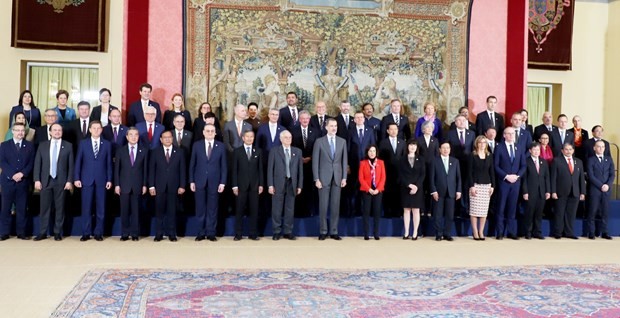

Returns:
74,121,113,241
430,141,462,241
136,106,164,149
494,127,526,240
346,111,376,216
380,99,411,141
362,103,381,142
508,112,532,155
0,123,35,240
475,96,504,141
278,92,300,131
127,83,161,127
189,124,227,242
586,140,614,239
549,114,574,157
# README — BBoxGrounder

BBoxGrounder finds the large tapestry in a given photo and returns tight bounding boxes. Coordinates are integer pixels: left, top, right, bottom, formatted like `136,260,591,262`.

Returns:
528,0,574,71
184,0,471,124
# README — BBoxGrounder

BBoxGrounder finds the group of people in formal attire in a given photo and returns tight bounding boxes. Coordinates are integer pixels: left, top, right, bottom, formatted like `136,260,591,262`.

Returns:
0,87,615,242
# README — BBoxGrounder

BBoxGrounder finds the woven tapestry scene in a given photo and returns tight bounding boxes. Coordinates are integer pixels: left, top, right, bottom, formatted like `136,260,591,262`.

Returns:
52,265,620,317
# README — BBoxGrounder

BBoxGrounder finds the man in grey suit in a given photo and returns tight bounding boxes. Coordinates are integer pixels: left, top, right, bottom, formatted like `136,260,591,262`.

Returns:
223,104,253,153
33,123,74,241
268,130,303,240
313,118,348,240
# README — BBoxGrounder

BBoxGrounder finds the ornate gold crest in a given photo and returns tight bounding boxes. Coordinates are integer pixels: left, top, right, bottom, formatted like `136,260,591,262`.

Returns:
36,0,85,14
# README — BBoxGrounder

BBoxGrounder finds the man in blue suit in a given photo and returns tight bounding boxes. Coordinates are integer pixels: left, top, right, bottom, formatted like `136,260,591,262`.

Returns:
494,127,526,240
74,121,113,241
508,112,532,155
362,103,381,142
127,83,161,127
430,141,461,241
189,124,227,242
586,140,615,239
0,123,35,240
346,111,376,216
136,106,164,149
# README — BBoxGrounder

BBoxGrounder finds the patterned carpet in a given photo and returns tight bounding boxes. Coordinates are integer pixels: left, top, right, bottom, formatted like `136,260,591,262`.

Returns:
52,265,620,317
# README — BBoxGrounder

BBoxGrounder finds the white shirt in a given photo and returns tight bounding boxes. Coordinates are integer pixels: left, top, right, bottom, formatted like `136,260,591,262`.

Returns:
205,139,214,156
163,145,172,154
80,117,90,131
269,122,278,141
288,106,297,117
424,135,431,147
92,138,100,150
49,139,61,175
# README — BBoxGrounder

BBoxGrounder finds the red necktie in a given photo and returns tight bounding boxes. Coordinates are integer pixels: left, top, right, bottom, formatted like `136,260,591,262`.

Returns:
148,124,153,142
568,157,574,174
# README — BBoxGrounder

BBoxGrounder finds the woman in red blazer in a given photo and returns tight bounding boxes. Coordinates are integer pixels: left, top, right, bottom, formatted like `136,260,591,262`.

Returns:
359,145,386,240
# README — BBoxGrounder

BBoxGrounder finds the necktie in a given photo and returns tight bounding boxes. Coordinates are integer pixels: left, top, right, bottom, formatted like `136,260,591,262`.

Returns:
207,142,212,159
391,138,396,153
82,120,87,136
93,141,99,158
51,141,58,178
599,156,603,163
285,148,291,178
560,130,565,144
395,115,400,127
246,147,251,160
345,115,349,128
302,128,307,148
534,158,539,173
177,131,182,146
319,116,323,128
515,129,520,143
130,146,135,166
568,157,574,174
359,128,363,141
488,112,493,122
443,157,449,174
15,142,20,152
237,121,242,137
509,144,515,162
489,141,494,153
113,126,118,142
459,130,464,146
547,126,552,132
330,137,335,159
165,148,170,163
148,124,153,142
292,109,297,123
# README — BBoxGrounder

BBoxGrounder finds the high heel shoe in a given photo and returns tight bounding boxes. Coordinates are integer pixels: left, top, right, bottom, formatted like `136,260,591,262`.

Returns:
403,236,411,240
412,236,418,241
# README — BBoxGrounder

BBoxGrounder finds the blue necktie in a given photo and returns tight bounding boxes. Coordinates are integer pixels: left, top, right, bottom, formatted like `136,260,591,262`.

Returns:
509,144,515,162
329,137,335,160
51,141,58,178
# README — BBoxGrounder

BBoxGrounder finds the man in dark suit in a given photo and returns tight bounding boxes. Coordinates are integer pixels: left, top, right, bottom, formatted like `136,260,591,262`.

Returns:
171,113,193,159
519,109,534,137
310,101,331,137
569,115,589,165
189,124,227,242
446,114,475,236
136,106,165,149
102,108,128,159
148,130,186,242
521,142,550,240
380,99,411,141
586,140,615,239
231,130,263,241
449,106,476,132
291,110,319,217
245,102,261,133
114,127,148,241
494,127,526,240
313,118,348,240
484,127,498,154
417,120,439,220
33,124,74,241
475,96,504,141
34,108,57,149
336,100,354,141
66,101,92,154
430,141,462,241
549,114,574,157
378,122,406,218
268,130,303,240
584,125,612,159
508,112,533,155
127,83,161,127
550,143,586,239
347,111,376,216
0,123,35,240
74,121,113,241
278,92,300,131
533,111,557,141
223,104,253,153
362,103,381,142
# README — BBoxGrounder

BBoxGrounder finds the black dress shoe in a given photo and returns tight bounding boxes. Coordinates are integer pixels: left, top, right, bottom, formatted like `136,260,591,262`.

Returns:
283,234,296,240
33,235,47,241
80,235,90,242
330,235,342,240
195,235,206,241
602,234,613,240
207,236,217,242
234,235,242,241
374,236,380,240
525,235,532,240
364,236,370,240
17,235,31,240
131,236,139,241
554,235,561,239
318,234,327,240
249,236,259,241
0,235,9,241
588,234,595,240
54,234,62,241
94,235,103,241
154,236,163,242
567,235,579,240
496,235,504,240
534,235,545,240
272,234,281,241
443,236,454,241
435,236,442,241
169,236,178,242
507,234,519,240
120,236,130,241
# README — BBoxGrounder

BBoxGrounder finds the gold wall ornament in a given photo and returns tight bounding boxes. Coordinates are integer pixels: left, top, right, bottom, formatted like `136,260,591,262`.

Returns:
444,1,468,25
36,0,86,13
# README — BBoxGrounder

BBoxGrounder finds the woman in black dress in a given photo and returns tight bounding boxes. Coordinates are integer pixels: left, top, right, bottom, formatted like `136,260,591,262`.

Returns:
399,139,426,240
163,93,192,131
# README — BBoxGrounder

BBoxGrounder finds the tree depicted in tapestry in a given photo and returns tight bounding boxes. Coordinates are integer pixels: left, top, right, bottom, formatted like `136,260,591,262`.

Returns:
529,0,571,53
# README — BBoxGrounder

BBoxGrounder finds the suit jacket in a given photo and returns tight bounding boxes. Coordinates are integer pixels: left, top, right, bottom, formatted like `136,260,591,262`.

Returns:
245,117,261,133
0,139,35,186
171,129,193,159
223,119,253,153
102,124,128,159
127,100,161,127
358,159,386,192
336,113,355,141
378,137,406,171
231,145,264,191
74,138,113,186
268,146,303,192
66,118,91,153
278,107,299,131
415,117,443,141
430,156,461,198
90,105,119,123
533,124,557,142
584,138,611,159
475,111,504,141
192,116,222,142
568,128,589,145
189,139,227,189
416,135,439,165
380,113,411,141
347,125,376,168
148,146,186,192
446,129,475,162
312,135,348,184
162,110,192,131
256,123,285,158
494,142,526,181
136,121,165,149
34,125,52,149
54,106,76,127
398,155,425,190
364,116,382,141
520,156,550,199
449,120,476,133
310,114,332,137
549,129,574,157
586,155,615,196
114,144,148,194
291,125,318,158
510,127,533,155
551,156,586,197
33,139,74,188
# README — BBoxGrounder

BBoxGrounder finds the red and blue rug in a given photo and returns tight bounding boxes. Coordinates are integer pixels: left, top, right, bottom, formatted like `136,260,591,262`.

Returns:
52,265,620,317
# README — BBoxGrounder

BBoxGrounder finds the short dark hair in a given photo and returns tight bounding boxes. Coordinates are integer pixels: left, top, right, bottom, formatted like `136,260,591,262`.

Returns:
77,101,91,109
139,83,153,91
529,141,541,150
204,112,217,119
89,120,102,129
406,138,419,154
458,106,468,113
286,91,297,98
592,125,603,132
362,103,374,111
247,102,258,109
386,122,398,130
99,88,111,97
56,90,69,99
486,95,497,102
557,114,568,121
242,129,254,137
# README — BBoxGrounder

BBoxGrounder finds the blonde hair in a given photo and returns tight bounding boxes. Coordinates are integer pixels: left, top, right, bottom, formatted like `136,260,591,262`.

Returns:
169,93,185,111
472,135,490,156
